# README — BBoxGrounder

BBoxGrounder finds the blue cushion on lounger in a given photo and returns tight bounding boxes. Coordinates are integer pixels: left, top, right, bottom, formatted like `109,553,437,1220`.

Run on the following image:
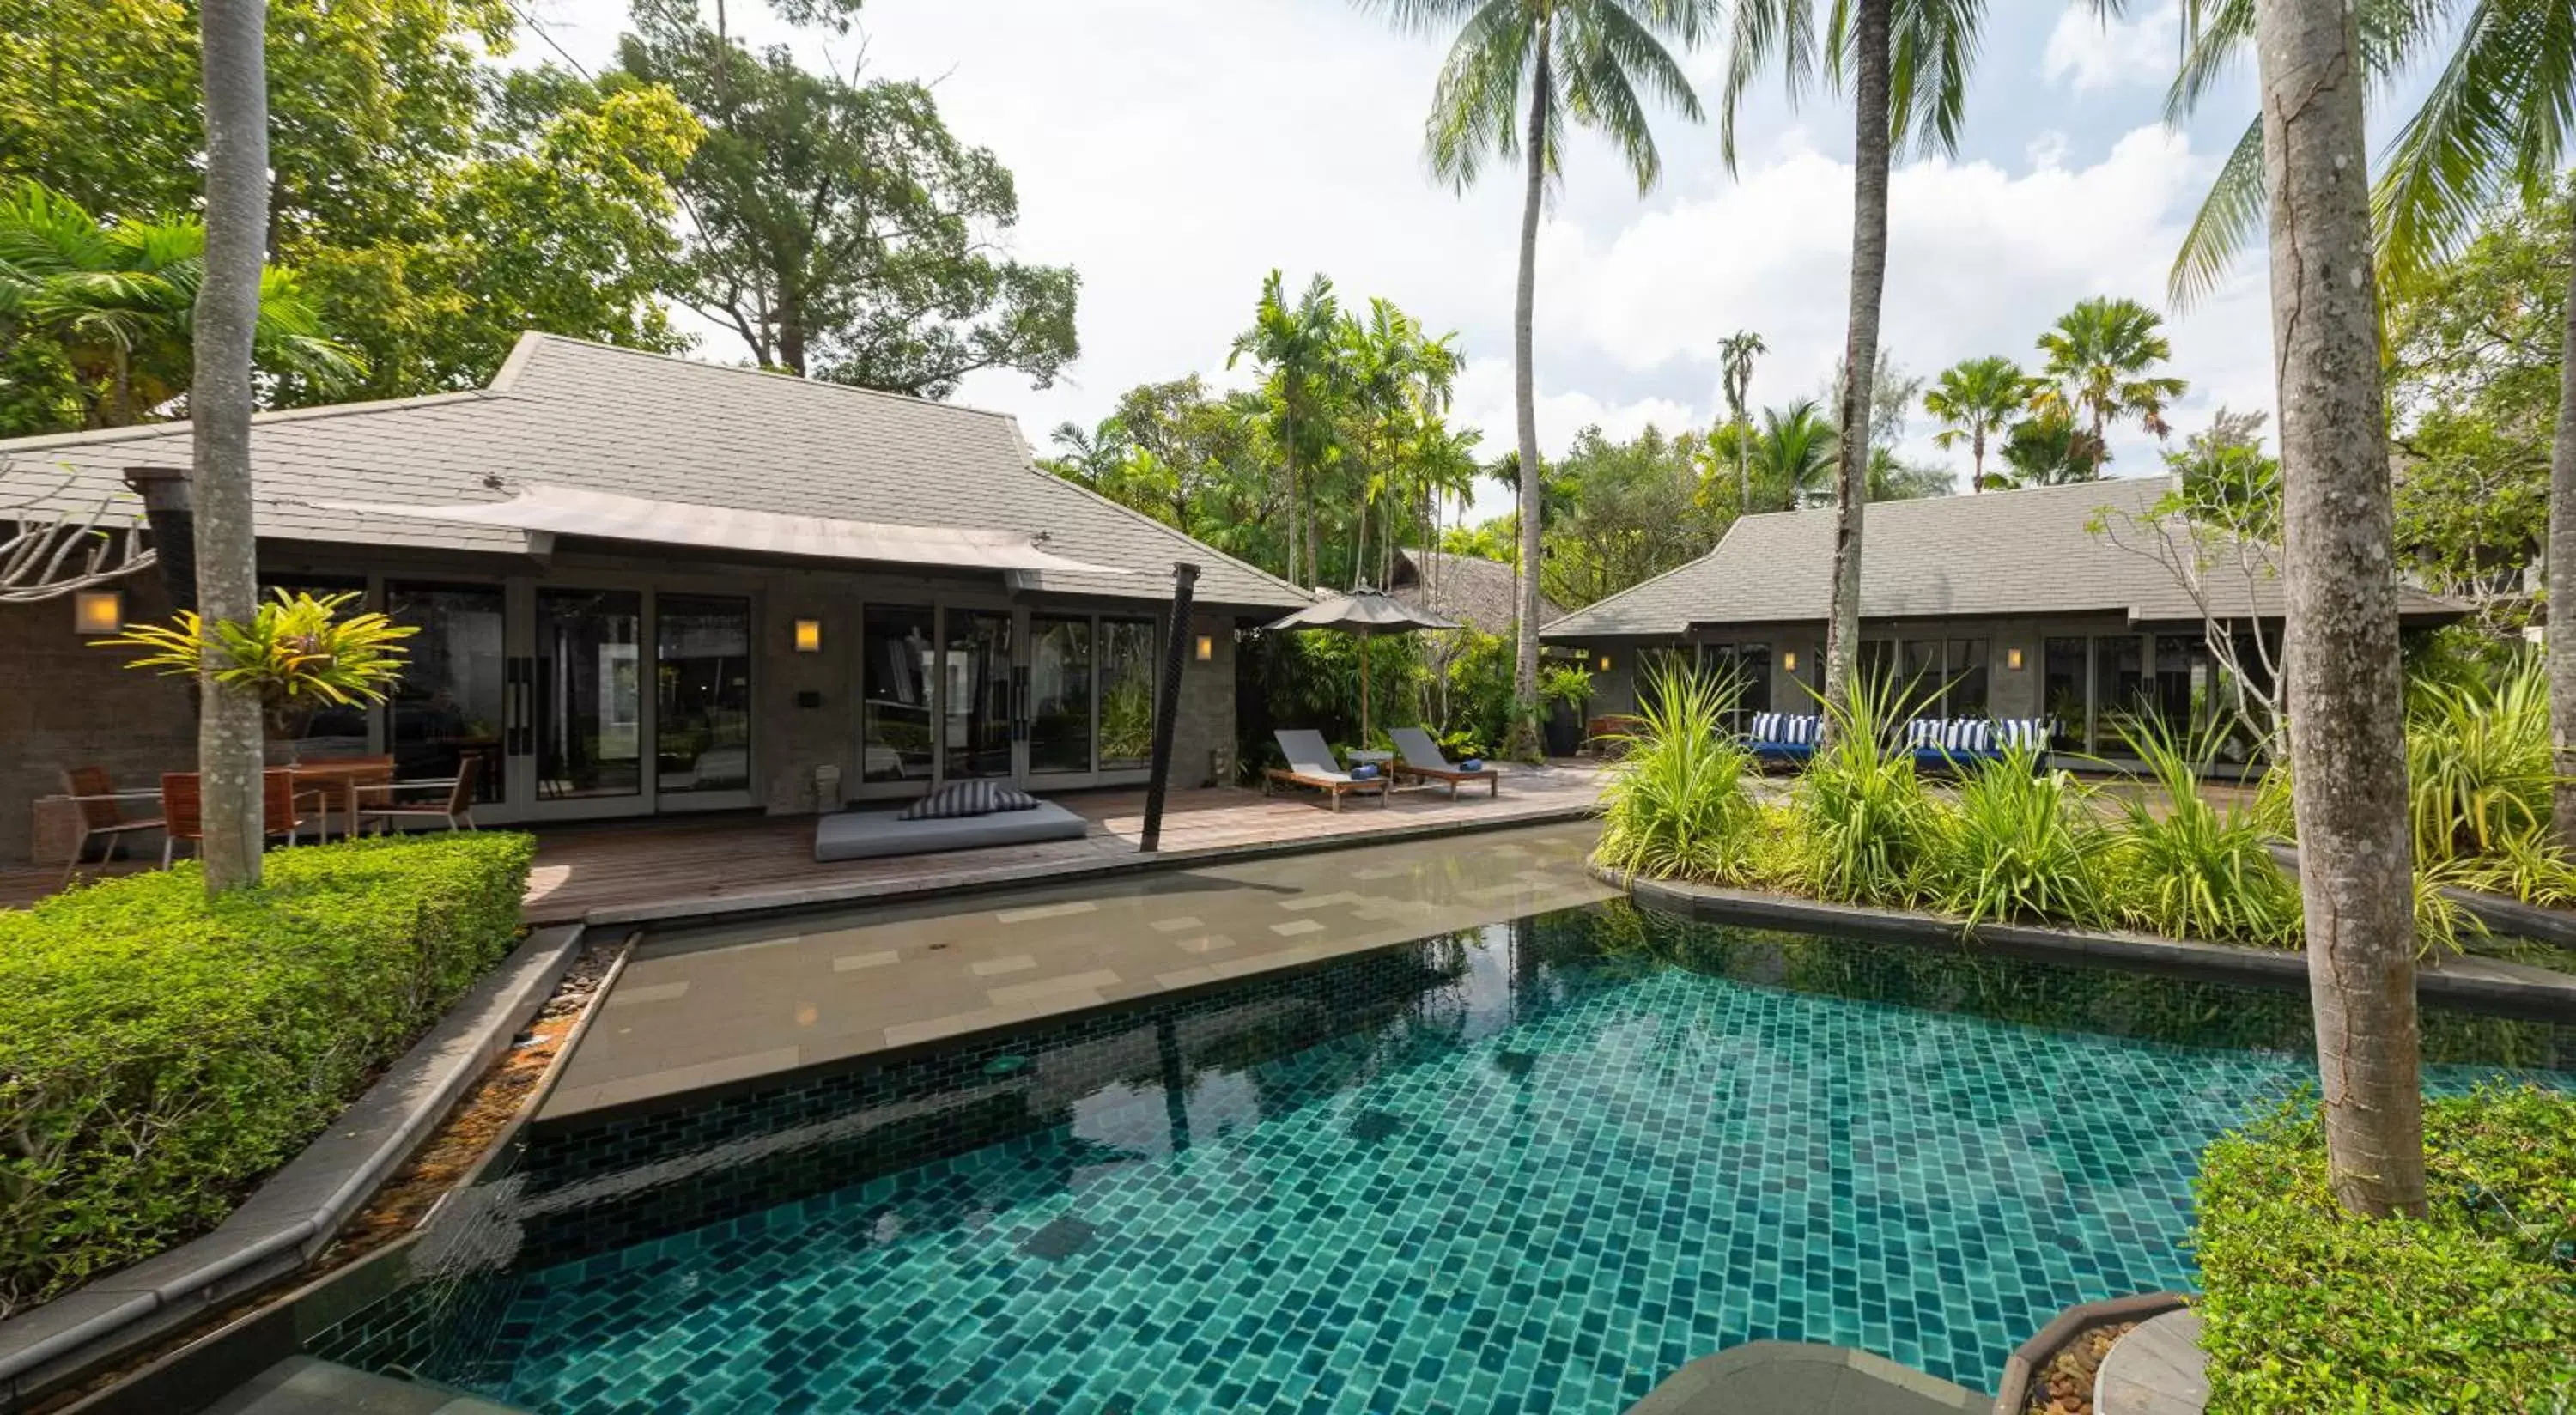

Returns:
1351,763,1380,780
1460,757,1485,773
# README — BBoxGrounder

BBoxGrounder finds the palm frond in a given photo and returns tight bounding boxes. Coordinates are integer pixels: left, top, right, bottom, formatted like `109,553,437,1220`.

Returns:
1722,0,1822,170
2373,0,2558,283
1425,0,1540,191
2167,117,2267,308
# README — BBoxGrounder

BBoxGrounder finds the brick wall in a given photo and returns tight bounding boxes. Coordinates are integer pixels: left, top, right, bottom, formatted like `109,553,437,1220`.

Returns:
2,575,197,863
1169,614,1237,789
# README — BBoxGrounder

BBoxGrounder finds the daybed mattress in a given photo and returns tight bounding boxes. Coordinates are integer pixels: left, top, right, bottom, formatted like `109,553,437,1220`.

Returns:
812,799,1090,862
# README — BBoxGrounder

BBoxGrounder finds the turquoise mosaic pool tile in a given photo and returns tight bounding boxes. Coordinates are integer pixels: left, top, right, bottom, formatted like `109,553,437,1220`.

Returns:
412,911,2571,1414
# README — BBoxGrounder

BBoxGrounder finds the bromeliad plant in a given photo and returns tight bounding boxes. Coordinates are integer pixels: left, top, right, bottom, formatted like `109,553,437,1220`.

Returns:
1595,661,1762,884
99,589,415,738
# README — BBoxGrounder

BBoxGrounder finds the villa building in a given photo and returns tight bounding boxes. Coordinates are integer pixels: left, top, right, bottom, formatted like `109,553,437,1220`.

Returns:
0,334,1309,863
1543,478,2461,759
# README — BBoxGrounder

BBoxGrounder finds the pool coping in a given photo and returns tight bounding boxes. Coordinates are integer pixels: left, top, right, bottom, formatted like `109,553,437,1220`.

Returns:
1601,867,2576,1022
0,926,586,1412
573,799,1601,929
1988,1291,2192,1415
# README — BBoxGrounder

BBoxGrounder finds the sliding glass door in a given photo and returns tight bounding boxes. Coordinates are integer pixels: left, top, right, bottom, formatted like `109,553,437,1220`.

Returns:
944,610,1016,780
385,583,507,802
656,595,754,805
534,589,645,802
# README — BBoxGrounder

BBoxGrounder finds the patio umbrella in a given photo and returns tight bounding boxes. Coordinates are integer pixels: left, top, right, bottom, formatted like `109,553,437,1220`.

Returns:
1266,588,1460,749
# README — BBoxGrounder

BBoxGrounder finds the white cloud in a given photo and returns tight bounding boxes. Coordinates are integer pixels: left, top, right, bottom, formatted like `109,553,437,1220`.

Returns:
2042,3,2182,94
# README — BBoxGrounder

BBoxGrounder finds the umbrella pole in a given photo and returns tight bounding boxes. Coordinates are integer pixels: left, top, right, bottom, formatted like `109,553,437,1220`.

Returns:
1360,631,1371,748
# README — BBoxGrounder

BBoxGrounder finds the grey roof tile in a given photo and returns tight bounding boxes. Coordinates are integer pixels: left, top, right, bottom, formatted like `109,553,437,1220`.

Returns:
1540,477,2457,638
0,335,1309,611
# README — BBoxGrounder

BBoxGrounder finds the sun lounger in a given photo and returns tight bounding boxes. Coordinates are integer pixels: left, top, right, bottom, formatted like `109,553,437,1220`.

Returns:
1388,726,1500,799
1262,729,1390,811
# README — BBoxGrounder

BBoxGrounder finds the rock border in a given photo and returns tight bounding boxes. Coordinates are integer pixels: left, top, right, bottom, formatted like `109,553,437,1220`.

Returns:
1990,1292,2193,1415
0,926,585,1410
1601,866,2576,1021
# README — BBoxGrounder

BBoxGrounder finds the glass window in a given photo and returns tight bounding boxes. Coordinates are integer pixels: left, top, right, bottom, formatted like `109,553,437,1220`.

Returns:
1098,620,1158,771
943,610,1015,780
385,583,505,802
537,588,644,799
1726,642,1772,726
1899,640,1942,718
1946,639,1989,719
657,595,752,795
2092,635,2148,753
2044,637,2088,751
862,605,936,783
1030,616,1093,774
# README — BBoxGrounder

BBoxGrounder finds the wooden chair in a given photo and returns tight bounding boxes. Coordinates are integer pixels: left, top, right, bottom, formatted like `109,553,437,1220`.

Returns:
1261,729,1389,812
58,766,167,884
353,755,481,835
158,772,325,865
1387,727,1502,800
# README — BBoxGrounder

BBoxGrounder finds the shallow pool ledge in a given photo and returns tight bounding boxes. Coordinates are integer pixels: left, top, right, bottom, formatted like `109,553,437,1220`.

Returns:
1596,865,2576,1023
1625,1342,1985,1414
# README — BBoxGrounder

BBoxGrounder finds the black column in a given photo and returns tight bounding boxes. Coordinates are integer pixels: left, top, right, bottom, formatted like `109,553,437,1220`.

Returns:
1139,561,1200,853
120,466,196,613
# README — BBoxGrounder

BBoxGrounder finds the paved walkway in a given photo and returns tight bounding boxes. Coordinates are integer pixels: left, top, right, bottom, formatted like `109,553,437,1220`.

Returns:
541,819,1611,1121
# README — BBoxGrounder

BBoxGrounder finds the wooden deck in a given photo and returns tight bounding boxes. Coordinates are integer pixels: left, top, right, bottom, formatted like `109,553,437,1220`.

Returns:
5,765,1608,924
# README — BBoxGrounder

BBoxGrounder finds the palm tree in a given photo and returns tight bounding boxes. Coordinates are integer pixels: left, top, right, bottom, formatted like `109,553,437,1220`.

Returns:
2243,0,2427,1220
1718,329,1765,511
1229,270,1341,588
0,181,362,429
1358,0,1707,760
1923,355,2031,491
2169,0,2576,844
1749,399,1838,507
2032,296,2189,480
1720,0,1981,733
192,0,275,893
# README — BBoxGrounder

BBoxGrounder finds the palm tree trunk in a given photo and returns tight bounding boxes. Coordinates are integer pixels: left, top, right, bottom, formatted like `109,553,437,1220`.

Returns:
2547,216,2576,843
1503,30,1552,762
2254,0,2426,1219
194,0,271,894
1971,428,1984,491
1822,0,1891,740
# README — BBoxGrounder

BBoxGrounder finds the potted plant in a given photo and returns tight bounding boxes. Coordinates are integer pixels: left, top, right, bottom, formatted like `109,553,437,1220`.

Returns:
1539,664,1594,757
100,589,415,762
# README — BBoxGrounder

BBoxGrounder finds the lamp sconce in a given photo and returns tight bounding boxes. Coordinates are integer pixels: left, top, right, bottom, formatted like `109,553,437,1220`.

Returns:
72,589,124,636
793,618,823,653
2006,647,2026,671
1782,650,1799,673
1597,653,1612,672
1195,634,1214,661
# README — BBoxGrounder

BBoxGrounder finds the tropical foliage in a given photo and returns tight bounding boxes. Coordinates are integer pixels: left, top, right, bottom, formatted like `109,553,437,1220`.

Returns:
98,590,416,733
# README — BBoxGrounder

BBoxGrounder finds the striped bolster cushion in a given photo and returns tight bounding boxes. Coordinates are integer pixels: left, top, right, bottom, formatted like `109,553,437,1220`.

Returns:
1944,720,1993,753
1751,710,1781,742
1788,714,1820,745
898,780,1041,821
1906,719,1942,748
1995,719,2049,750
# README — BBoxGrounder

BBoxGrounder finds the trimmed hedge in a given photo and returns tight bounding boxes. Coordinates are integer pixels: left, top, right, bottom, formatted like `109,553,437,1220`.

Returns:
2195,1085,2576,1412
0,832,534,1316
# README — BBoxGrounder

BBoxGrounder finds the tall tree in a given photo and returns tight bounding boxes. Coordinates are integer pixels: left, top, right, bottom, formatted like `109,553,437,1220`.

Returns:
192,0,271,893
618,0,1078,397
2168,0,2576,838
1359,0,1707,759
1923,355,2031,491
1722,0,1980,733
0,182,363,433
2033,296,2189,480
1719,329,1766,512
1230,270,1342,589
2248,0,2427,1217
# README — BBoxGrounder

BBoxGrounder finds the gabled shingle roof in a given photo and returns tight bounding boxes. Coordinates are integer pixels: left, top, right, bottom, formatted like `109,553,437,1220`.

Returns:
1541,477,2458,639
0,334,1309,611
1388,548,1558,635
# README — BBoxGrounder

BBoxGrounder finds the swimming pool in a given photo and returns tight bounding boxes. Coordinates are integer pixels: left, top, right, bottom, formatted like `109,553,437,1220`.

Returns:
321,903,2573,1412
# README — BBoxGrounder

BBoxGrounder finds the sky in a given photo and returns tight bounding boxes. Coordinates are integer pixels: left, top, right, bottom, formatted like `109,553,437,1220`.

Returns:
517,0,2348,519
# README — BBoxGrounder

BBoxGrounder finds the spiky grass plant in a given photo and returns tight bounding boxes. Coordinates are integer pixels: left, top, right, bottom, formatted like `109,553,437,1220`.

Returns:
1594,660,1762,883
2405,653,2555,862
2107,716,2305,949
1927,750,2114,930
1787,673,1942,907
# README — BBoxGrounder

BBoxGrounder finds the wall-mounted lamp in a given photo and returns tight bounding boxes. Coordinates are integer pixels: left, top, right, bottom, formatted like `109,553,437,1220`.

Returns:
72,589,124,636
1782,650,1799,672
793,618,823,653
2006,647,2025,671
1195,634,1214,661
1597,653,1612,672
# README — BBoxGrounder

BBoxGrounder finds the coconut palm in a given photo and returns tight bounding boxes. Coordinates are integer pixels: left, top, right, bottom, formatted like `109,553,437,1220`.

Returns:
1718,0,1984,733
1718,329,1765,511
1229,269,1342,588
2032,297,2189,481
0,181,362,429
1923,355,2032,491
1357,0,1708,759
1749,398,1839,507
2171,0,2576,846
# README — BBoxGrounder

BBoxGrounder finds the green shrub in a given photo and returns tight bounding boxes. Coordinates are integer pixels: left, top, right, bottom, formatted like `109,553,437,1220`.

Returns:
2107,719,2303,948
2195,1086,2576,1412
1595,661,1760,883
0,832,534,1315
1786,676,1942,907
1926,752,2114,929
2406,653,2554,862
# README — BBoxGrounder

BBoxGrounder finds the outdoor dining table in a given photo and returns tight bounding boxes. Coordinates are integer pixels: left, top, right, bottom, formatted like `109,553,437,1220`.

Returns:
275,760,394,841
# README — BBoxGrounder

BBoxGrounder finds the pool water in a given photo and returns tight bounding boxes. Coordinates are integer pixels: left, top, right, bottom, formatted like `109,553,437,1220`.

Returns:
324,905,2573,1413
